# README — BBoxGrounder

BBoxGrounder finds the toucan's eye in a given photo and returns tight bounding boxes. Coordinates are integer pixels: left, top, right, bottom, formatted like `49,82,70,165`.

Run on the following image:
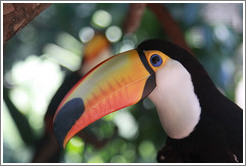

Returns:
150,54,163,67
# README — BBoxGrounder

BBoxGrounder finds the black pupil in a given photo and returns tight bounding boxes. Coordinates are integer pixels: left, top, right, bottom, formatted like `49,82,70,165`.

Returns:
152,56,160,64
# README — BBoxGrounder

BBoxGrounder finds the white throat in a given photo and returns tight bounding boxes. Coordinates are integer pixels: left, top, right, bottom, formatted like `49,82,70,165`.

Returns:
148,59,201,139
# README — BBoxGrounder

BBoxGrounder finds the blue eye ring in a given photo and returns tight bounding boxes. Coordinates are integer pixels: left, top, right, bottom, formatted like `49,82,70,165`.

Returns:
150,54,163,67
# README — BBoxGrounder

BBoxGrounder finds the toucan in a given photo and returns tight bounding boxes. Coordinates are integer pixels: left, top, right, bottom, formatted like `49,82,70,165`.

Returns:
53,39,243,163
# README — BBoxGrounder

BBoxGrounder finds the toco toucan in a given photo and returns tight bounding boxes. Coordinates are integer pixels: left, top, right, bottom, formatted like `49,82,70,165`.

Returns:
53,39,243,163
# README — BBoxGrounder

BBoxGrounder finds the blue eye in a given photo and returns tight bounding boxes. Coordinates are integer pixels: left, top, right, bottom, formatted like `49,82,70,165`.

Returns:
150,54,163,67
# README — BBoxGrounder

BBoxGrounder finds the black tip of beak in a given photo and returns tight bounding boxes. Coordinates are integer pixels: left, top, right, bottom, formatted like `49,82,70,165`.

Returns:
53,98,85,148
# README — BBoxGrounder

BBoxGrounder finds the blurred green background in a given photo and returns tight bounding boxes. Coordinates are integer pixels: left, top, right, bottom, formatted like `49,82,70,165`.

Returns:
3,3,244,163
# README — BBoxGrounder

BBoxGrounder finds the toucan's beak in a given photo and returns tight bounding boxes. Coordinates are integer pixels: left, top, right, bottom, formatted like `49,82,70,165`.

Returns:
53,49,169,148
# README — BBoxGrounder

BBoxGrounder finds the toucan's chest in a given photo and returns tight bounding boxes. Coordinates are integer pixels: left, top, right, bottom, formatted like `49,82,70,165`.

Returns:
160,112,239,163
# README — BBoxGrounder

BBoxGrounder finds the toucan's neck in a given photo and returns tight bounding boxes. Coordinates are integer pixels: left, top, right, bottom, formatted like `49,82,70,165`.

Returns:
148,59,201,139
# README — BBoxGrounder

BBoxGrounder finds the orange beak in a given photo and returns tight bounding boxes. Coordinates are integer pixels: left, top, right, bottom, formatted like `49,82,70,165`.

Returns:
53,48,169,148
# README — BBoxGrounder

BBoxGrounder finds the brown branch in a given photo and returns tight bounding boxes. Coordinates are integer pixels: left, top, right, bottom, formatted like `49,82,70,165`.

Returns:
148,4,192,54
31,133,61,163
3,3,51,43
123,3,146,34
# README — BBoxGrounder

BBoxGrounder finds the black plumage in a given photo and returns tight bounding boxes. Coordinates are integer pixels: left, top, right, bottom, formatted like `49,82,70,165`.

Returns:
138,40,243,163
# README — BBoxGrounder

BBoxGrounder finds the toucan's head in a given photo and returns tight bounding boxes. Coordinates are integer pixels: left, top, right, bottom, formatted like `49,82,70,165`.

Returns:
53,39,204,148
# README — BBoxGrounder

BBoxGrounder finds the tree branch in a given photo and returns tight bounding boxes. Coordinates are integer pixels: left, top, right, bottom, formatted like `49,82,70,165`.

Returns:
123,3,146,34
3,3,51,43
148,4,192,54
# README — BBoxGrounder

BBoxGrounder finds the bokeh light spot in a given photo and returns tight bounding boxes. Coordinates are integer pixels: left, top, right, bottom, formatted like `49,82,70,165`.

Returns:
113,108,138,140
79,27,95,43
92,10,112,28
9,88,29,113
138,140,156,161
88,155,104,163
106,26,122,43
120,40,135,52
214,25,230,42
185,26,205,48
64,151,83,163
110,155,127,163
66,136,84,154
123,149,136,162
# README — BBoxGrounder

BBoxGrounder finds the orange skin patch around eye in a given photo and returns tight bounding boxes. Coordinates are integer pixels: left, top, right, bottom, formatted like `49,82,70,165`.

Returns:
144,50,170,72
